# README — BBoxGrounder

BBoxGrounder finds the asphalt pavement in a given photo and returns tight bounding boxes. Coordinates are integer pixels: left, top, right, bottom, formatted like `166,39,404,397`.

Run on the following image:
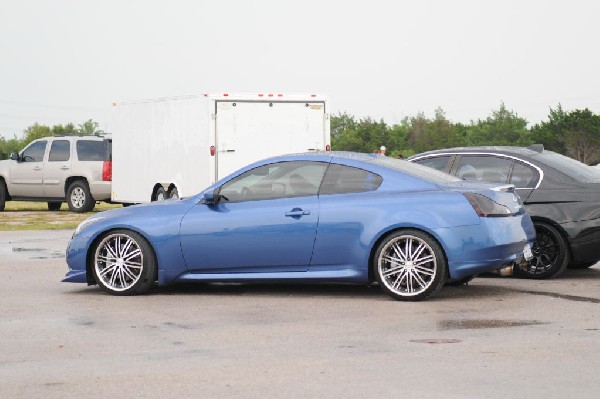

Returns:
1,230,599,398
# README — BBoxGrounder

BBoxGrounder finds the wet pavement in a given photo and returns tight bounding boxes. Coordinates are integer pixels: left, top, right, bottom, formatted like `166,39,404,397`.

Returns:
1,230,599,398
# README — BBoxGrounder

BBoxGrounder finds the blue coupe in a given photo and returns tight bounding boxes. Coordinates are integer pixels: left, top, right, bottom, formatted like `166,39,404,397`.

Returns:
63,152,535,301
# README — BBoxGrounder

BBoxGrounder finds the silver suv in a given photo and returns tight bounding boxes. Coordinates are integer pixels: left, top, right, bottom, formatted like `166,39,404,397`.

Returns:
0,135,112,212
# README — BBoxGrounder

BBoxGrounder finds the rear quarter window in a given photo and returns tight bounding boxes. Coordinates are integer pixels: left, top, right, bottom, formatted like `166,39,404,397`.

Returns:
76,140,110,161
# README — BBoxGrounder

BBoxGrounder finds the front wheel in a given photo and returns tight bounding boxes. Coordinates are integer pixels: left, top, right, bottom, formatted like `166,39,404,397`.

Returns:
374,229,447,301
514,222,568,279
67,180,95,212
92,230,157,295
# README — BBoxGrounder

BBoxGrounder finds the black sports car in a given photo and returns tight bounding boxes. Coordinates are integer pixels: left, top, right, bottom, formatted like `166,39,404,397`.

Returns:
409,144,600,279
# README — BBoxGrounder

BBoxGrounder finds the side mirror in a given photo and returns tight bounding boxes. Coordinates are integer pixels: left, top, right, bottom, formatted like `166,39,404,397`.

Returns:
203,191,217,204
10,152,20,161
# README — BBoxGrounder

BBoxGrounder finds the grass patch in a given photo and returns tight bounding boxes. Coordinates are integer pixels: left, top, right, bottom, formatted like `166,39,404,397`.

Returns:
0,201,122,231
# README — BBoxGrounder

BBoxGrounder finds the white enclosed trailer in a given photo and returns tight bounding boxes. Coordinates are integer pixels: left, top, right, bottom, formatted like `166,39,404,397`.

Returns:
111,93,330,204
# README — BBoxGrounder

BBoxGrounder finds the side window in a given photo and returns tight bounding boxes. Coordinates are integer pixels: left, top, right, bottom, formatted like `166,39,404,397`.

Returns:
76,140,107,161
21,140,47,162
456,156,511,183
320,164,382,195
510,161,538,188
219,161,328,202
413,156,452,172
48,140,70,162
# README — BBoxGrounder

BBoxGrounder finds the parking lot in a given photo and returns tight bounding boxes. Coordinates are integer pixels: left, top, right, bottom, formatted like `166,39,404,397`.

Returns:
1,229,599,398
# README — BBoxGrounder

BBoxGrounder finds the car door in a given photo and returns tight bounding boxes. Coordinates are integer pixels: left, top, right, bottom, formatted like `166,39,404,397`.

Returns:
179,161,328,273
43,139,71,198
8,140,48,197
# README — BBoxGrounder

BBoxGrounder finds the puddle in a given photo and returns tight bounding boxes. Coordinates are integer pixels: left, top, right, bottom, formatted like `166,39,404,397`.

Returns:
438,319,545,330
510,289,600,304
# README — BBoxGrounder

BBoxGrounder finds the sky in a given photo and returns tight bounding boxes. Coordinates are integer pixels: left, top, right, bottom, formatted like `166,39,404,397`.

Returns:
1,0,599,139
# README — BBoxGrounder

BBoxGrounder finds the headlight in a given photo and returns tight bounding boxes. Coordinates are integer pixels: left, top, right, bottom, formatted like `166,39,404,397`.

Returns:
74,216,105,236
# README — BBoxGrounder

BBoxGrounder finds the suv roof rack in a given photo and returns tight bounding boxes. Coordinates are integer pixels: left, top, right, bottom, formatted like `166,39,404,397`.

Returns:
51,133,107,138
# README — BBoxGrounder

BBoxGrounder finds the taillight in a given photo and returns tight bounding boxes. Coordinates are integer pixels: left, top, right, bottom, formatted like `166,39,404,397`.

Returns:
325,144,331,151
210,146,215,156
102,161,112,181
464,193,511,217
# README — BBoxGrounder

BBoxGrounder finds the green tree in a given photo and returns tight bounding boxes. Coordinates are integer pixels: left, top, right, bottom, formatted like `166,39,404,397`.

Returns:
22,123,52,147
0,135,22,160
78,119,104,134
467,102,531,146
530,104,568,154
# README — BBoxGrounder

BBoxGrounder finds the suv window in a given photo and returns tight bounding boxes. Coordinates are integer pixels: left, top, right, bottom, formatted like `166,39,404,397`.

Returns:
48,140,70,162
219,161,328,203
76,140,109,161
320,164,382,195
21,140,47,162
456,155,511,183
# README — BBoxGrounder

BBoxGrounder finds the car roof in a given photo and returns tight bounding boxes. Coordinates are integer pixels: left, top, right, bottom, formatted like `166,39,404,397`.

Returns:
409,145,543,160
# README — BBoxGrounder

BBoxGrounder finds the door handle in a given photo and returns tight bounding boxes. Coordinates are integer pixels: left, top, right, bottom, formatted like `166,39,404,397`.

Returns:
33,166,42,171
60,166,70,170
285,208,310,217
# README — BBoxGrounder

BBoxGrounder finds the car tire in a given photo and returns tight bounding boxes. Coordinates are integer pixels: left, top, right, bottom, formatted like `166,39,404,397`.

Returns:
47,201,62,211
0,181,6,212
67,180,95,213
154,186,167,201
92,229,157,296
514,222,569,279
374,229,447,301
168,186,179,199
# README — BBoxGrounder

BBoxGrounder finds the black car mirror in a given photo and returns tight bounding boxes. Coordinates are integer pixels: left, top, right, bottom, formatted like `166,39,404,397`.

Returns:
10,152,20,162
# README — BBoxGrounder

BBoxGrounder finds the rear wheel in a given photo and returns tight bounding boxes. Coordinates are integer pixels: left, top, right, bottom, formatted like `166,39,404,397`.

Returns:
374,229,447,301
514,222,568,279
92,230,157,295
47,201,62,211
67,180,95,212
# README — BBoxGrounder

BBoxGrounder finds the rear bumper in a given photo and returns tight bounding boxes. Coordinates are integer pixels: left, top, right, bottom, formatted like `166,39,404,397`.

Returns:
435,214,536,280
89,181,111,201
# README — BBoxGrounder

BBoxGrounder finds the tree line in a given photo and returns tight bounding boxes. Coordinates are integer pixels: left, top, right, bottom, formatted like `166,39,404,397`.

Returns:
2,105,600,164
332,103,600,165
0,119,103,159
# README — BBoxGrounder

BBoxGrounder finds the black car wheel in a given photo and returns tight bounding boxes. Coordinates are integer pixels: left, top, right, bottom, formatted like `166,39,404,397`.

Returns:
92,230,157,295
154,186,167,201
374,229,447,301
514,222,569,279
168,186,179,199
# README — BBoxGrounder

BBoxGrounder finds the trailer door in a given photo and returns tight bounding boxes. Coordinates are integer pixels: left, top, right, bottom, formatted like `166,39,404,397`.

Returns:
215,100,326,180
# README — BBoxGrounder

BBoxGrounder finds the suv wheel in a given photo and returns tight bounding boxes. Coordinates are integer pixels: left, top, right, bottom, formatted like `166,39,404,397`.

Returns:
67,180,95,213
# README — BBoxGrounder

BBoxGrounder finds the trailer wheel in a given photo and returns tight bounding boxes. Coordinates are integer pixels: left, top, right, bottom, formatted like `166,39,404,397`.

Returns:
154,186,166,201
168,186,179,199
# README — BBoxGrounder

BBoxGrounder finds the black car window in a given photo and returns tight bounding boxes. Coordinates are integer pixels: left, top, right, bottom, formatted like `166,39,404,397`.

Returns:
456,156,511,183
76,140,109,161
319,164,382,195
413,156,451,172
21,140,47,162
48,140,70,162
219,161,328,203
510,161,538,188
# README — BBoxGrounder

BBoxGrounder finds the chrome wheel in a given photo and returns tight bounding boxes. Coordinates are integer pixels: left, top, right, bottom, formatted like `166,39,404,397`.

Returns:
70,187,86,208
94,233,144,292
375,230,446,300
